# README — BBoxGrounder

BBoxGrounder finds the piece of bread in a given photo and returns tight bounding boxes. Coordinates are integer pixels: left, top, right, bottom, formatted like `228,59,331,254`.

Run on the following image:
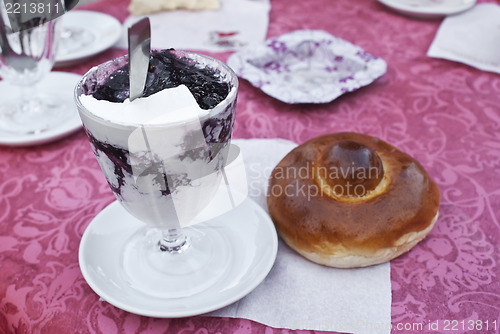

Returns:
267,132,440,268
129,0,220,15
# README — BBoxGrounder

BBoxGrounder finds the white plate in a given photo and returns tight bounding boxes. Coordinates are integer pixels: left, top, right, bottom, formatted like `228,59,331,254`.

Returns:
378,0,476,19
55,11,122,67
0,72,82,146
79,197,278,318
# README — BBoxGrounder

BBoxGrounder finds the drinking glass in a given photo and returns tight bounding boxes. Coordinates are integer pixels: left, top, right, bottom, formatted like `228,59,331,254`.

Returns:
75,50,238,298
0,1,64,134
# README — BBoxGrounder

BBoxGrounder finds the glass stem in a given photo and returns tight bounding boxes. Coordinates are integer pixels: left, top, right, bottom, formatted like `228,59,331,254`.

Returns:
158,228,188,253
19,84,36,114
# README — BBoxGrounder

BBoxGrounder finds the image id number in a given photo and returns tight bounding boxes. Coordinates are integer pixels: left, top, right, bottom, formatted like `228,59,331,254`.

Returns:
5,1,61,15
442,319,497,331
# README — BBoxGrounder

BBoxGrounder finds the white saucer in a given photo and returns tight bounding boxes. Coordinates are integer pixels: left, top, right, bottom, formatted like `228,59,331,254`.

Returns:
55,11,121,67
378,0,476,19
79,198,278,318
0,72,82,146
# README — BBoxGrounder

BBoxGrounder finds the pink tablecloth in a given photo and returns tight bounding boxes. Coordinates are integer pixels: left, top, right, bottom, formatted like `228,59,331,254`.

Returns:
1,0,499,333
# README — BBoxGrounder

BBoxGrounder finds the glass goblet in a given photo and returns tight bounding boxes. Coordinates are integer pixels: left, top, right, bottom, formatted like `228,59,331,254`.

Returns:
75,50,238,298
0,4,65,134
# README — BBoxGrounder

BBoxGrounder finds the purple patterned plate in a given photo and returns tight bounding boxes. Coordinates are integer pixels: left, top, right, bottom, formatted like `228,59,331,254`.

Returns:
227,30,387,104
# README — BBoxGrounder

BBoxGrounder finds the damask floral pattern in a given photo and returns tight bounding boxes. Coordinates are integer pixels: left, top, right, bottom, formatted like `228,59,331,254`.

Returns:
1,0,499,333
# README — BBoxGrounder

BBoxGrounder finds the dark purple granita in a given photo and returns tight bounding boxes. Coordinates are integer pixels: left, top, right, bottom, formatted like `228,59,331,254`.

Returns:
91,49,230,110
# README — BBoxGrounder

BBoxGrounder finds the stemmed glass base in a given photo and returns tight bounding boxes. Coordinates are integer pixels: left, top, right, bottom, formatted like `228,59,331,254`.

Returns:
121,226,232,298
0,87,69,134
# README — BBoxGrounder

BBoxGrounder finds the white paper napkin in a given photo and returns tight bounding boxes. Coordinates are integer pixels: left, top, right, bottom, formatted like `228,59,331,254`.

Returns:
116,0,270,52
427,3,500,73
208,138,392,334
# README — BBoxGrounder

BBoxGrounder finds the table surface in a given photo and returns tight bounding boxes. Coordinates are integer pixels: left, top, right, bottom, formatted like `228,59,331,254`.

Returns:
1,0,500,333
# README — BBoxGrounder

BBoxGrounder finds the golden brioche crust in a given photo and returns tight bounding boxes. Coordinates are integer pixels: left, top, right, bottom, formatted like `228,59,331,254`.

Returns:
266,132,441,267
282,213,438,268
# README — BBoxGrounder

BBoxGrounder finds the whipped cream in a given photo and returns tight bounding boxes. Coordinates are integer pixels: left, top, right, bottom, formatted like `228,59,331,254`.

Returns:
79,84,209,125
